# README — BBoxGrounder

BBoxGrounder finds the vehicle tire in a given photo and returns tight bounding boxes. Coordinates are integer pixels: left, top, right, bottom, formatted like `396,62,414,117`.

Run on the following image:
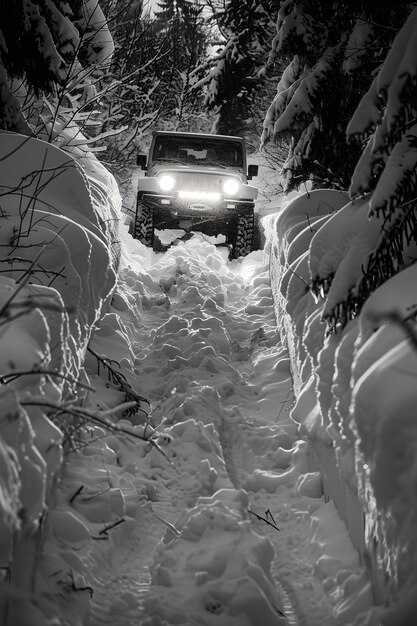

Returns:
252,212,265,252
130,197,154,247
230,210,254,259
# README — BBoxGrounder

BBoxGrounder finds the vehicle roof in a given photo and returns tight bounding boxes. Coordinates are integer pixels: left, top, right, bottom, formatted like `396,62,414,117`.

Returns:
152,131,245,143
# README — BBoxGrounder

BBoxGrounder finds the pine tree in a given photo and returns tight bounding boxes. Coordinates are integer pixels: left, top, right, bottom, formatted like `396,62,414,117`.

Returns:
152,0,208,128
0,0,113,135
308,4,417,331
262,0,412,191
200,0,277,136
345,6,417,314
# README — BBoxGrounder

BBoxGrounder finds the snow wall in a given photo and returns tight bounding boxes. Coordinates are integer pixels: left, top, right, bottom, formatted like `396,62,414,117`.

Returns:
0,132,120,622
268,188,417,619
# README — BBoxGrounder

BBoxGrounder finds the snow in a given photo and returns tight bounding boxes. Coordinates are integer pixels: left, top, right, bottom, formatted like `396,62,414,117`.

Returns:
348,128,387,198
77,0,114,66
369,122,417,214
347,8,417,225
270,47,338,137
144,489,286,626
269,186,417,625
28,214,369,626
2,96,417,626
0,130,118,622
309,194,383,321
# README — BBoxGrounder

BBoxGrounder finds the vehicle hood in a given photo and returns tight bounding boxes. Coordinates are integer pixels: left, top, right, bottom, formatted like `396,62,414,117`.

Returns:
148,164,246,181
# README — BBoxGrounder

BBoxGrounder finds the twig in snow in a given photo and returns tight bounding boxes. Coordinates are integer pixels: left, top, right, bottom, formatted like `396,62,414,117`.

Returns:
69,571,94,597
98,518,126,536
0,368,95,391
87,345,150,418
81,487,111,501
285,266,310,290
0,245,46,317
274,387,294,424
248,508,280,531
20,398,169,459
305,212,317,233
143,502,181,537
265,508,278,526
20,397,174,463
69,485,84,504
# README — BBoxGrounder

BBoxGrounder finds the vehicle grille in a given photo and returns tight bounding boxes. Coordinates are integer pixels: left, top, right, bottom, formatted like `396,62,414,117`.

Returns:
169,172,231,193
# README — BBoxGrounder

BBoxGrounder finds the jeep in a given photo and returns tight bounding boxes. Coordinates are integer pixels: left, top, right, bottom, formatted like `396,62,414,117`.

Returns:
129,131,259,258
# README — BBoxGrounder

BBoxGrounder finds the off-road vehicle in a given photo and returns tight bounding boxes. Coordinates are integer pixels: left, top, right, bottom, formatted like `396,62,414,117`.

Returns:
129,131,259,258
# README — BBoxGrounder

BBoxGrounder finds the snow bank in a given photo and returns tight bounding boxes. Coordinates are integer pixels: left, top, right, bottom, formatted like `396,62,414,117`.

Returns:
269,188,417,623
267,188,349,394
0,131,119,622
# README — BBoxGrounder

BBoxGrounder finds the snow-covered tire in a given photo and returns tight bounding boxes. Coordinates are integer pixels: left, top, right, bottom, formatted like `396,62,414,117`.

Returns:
252,212,264,252
129,197,154,247
230,210,254,259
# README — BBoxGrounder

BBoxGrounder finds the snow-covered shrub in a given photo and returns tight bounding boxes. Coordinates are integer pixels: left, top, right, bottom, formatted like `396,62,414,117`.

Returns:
0,131,119,623
262,0,412,191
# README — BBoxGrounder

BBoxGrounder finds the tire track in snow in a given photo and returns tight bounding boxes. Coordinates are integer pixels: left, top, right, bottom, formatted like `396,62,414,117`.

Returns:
209,274,304,626
218,406,301,625
86,234,335,625
86,504,160,626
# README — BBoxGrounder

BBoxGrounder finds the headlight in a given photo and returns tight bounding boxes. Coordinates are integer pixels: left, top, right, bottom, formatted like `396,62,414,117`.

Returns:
159,174,176,192
223,178,239,196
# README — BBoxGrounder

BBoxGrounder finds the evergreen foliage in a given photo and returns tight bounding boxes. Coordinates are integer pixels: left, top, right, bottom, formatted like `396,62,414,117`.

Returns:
200,0,277,136
153,0,208,128
309,5,417,332
0,0,113,137
346,6,417,319
263,0,412,192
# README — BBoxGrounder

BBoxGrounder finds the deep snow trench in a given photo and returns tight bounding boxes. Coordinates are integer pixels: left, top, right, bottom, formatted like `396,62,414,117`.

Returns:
52,227,362,626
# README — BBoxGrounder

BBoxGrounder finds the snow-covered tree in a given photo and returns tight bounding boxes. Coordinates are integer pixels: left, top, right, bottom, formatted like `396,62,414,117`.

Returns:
96,0,209,172
262,0,413,191
0,0,114,139
155,0,198,22
345,6,417,314
153,0,209,128
200,0,277,136
96,0,163,164
308,5,417,332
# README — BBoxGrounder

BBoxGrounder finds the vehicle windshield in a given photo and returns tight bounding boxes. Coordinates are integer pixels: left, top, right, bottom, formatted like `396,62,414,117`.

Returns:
151,136,244,169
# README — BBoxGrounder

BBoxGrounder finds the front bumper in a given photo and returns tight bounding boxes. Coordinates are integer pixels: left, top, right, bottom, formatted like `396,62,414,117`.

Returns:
140,192,254,235
141,192,254,213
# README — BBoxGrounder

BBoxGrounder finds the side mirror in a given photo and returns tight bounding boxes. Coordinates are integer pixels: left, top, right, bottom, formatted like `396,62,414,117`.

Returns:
247,164,258,179
137,154,147,170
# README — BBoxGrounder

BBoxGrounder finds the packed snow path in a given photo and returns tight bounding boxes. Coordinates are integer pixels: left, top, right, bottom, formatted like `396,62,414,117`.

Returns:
79,231,355,626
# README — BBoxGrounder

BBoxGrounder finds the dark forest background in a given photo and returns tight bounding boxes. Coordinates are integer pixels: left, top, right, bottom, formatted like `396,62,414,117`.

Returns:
2,0,417,325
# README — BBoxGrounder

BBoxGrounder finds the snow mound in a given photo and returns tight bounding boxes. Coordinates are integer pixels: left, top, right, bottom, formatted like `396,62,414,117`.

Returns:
269,186,417,624
0,132,120,622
